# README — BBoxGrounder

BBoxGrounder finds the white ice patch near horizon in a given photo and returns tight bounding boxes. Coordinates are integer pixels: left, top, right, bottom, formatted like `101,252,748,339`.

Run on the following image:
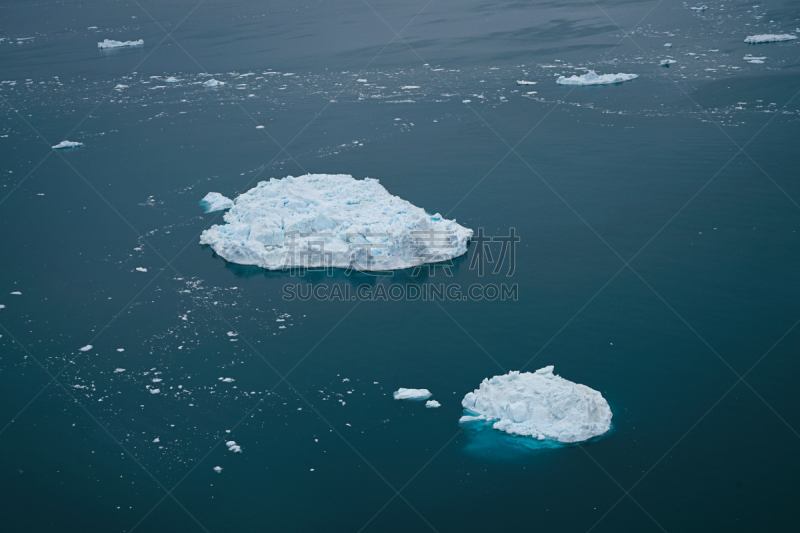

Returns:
200,192,234,213
52,140,83,150
744,34,797,43
199,174,473,271
556,70,637,85
97,39,143,49
393,388,432,401
460,366,612,443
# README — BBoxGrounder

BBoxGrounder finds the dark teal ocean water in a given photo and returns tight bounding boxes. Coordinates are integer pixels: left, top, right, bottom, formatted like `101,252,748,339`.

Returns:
1,0,799,531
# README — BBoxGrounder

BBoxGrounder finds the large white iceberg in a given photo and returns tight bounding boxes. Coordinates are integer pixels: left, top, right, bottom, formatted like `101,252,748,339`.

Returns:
97,39,144,49
460,366,612,443
744,34,797,44
52,140,84,150
199,174,473,271
556,71,637,86
201,192,235,213
394,388,432,401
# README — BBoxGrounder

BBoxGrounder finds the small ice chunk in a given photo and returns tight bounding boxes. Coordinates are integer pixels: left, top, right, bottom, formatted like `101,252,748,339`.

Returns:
744,34,797,44
52,140,83,150
516,80,537,85
226,441,242,453
213,466,223,473
401,85,420,89
425,400,441,408
97,39,143,49
150,388,160,394
660,59,677,66
114,368,125,373
10,292,21,295
135,267,147,272
256,125,265,129
690,5,707,11
153,438,160,443
79,345,93,352
556,71,637,85
393,388,432,401
220,377,235,382
165,77,179,83
200,192,234,213
203,79,225,87
664,43,673,47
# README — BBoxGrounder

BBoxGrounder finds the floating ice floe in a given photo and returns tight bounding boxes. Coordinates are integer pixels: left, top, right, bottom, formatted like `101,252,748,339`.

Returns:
426,399,441,408
203,79,225,87
52,140,83,150
165,77,179,83
393,388,432,401
516,80,537,85
255,125,264,129
150,388,160,394
79,345,93,352
97,39,143,49
745,34,797,44
135,267,147,272
226,440,242,453
401,85,420,89
556,70,637,86
219,377,235,382
660,59,677,66
664,43,673,47
200,192,234,213
690,5,707,11
199,174,473,271
213,466,223,473
114,368,125,373
460,366,612,443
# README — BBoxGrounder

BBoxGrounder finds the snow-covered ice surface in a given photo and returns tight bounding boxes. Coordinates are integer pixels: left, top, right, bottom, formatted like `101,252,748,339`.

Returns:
52,140,83,150
744,34,797,43
97,39,143,49
200,192,234,213
393,388,432,401
460,366,612,443
199,174,473,271
556,70,638,85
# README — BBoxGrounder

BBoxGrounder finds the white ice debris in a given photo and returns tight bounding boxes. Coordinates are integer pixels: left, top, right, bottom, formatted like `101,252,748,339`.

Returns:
401,85,420,89
460,366,612,443
199,174,473,271
516,80,537,85
165,77,179,83
393,388,432,401
660,59,677,66
426,399,441,408
135,267,147,272
153,438,160,443
97,39,143,49
203,79,225,87
219,377,235,382
79,345,93,352
744,34,797,43
213,466,223,473
690,5,707,11
255,125,265,129
52,140,83,150
150,388,160,394
226,441,242,453
114,368,125,373
556,70,637,86
200,192,234,213
664,43,673,47
743,54,767,61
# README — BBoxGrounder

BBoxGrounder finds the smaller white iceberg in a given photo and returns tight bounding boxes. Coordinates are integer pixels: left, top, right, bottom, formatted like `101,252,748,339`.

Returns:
660,59,677,66
213,466,223,473
52,140,83,150
663,43,673,47
556,70,637,86
393,388,432,401
516,80,537,85
203,79,225,88
200,192,234,213
79,345,93,352
97,39,143,49
226,440,242,453
426,400,441,408
461,366,612,443
744,34,797,44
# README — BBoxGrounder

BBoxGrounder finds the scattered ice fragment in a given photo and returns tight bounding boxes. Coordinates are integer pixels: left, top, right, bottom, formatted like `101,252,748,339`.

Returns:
226,331,238,337
114,368,125,373
135,267,147,272
165,77,179,83
690,5,708,11
203,79,225,87
200,192,234,213
462,99,471,103
79,345,93,352
744,34,797,43
150,389,160,394
460,366,612,443
226,441,242,453
52,141,84,150
255,125,264,129
357,79,367,83
153,438,160,443
220,378,235,382
199,174,472,271
151,378,162,383
401,85,420,89
117,348,124,352
213,466,222,473
97,39,144,49
10,291,21,295
556,71,637,85
660,59,677,66
743,54,767,60
516,80,537,85
426,400,441,408
664,43,673,47
393,388,432,401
